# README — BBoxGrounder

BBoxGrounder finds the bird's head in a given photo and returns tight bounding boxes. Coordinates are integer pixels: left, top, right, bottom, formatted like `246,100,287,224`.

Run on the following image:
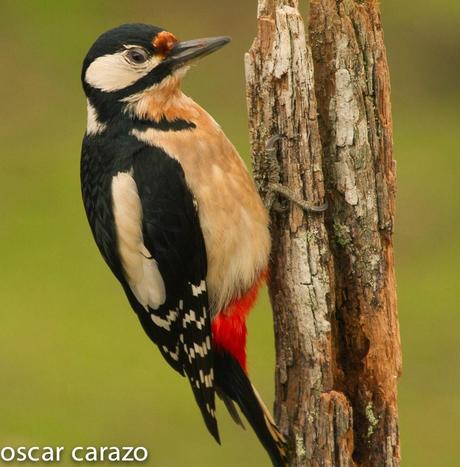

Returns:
82,23,230,123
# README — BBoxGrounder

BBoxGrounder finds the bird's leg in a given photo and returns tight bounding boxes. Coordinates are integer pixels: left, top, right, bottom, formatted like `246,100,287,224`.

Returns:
262,135,328,213
262,135,284,212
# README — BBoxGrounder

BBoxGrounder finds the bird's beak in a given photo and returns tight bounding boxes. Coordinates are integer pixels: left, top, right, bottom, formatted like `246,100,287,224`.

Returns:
165,36,231,68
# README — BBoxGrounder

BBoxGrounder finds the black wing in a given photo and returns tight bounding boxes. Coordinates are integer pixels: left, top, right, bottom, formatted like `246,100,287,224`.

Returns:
82,138,218,442
130,146,219,442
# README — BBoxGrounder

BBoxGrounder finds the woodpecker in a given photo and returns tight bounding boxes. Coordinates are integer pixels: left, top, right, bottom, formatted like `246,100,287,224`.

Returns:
80,24,286,466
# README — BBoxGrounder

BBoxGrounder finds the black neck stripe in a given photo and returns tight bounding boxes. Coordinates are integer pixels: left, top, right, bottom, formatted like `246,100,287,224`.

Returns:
131,116,196,132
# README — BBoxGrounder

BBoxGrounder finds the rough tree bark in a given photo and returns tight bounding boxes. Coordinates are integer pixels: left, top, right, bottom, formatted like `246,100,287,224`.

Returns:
245,1,401,466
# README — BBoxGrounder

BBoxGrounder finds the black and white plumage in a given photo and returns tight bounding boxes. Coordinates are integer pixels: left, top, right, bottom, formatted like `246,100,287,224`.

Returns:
81,135,218,438
80,23,286,466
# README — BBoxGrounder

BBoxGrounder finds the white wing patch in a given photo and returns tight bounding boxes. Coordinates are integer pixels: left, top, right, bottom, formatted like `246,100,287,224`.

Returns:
112,171,166,310
191,280,206,297
151,309,177,330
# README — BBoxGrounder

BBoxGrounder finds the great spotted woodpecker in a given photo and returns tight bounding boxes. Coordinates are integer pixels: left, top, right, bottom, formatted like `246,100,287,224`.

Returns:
80,24,286,466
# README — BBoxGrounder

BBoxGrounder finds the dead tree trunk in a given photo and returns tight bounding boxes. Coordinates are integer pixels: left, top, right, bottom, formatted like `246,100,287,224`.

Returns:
309,1,402,464
245,1,401,466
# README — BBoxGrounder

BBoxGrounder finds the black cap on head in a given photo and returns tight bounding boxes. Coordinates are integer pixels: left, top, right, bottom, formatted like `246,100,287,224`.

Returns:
82,23,171,120
82,23,230,122
82,23,164,80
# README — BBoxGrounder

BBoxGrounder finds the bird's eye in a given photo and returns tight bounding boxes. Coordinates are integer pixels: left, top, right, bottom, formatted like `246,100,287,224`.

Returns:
126,48,149,65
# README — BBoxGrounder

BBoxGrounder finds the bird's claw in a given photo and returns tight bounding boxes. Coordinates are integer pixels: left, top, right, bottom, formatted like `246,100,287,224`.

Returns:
262,134,328,214
273,200,289,213
265,134,282,154
268,183,328,214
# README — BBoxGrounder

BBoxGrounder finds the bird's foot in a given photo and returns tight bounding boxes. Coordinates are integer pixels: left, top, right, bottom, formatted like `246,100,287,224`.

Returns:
268,182,328,213
263,135,328,213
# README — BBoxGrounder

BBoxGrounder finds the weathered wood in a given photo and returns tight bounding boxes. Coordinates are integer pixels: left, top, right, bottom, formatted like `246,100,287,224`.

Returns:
245,0,401,465
245,1,354,465
309,1,401,465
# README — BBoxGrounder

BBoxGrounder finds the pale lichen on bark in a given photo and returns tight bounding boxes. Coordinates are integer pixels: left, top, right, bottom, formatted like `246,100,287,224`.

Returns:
246,1,354,465
246,0,401,466
310,0,401,464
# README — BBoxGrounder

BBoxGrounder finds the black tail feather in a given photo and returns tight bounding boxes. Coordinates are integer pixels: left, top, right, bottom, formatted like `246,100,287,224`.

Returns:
214,350,287,467
216,386,245,429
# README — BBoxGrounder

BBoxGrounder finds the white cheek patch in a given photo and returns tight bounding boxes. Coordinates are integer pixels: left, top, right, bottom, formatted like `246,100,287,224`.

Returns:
112,171,166,310
85,50,162,92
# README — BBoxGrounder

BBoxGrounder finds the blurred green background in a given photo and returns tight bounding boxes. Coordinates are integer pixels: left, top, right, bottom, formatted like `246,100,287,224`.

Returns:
0,1,458,466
